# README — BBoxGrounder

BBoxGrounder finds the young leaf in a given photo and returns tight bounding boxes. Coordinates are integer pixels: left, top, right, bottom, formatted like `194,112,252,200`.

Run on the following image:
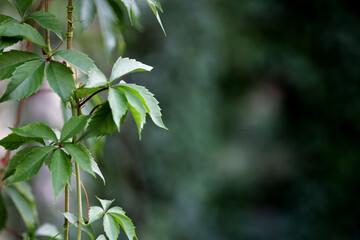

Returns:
0,60,45,102
10,122,58,143
46,61,75,102
60,115,91,142
0,193,7,231
86,68,108,88
109,57,153,82
91,158,105,184
103,214,119,240
4,146,38,180
145,0,166,35
63,143,94,176
26,11,62,39
50,149,72,201
0,50,41,81
8,0,33,18
108,87,128,129
0,20,47,50
125,91,147,139
108,212,138,240
88,206,104,224
0,133,45,150
54,50,97,74
8,146,54,185
97,197,114,212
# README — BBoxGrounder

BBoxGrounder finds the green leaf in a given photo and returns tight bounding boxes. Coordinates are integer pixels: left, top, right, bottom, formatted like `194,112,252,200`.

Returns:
108,87,128,129
50,149,72,202
109,57,153,82
73,0,96,29
62,212,95,240
60,115,91,142
0,133,45,150
145,0,166,36
13,181,36,203
26,11,62,39
8,0,33,18
109,212,138,240
107,206,125,215
118,83,167,129
120,0,135,25
96,235,107,240
91,158,105,184
0,20,47,50
0,59,45,102
0,193,7,231
35,223,61,239
0,50,41,81
8,146,54,185
88,206,104,224
54,50,97,74
97,197,114,212
10,122,58,143
86,68,108,88
63,143,94,176
103,214,119,240
125,91,147,139
4,146,38,180
46,61,75,102
0,37,20,52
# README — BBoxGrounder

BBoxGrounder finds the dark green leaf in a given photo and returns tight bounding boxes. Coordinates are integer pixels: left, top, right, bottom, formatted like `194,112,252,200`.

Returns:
103,214,119,240
8,0,33,18
88,206,104,224
8,146,54,185
0,193,7,231
0,60,45,102
26,11,62,39
145,0,166,35
108,87,128,129
86,68,108,88
0,50,41,81
73,0,96,29
0,133,45,150
50,149,72,201
109,57,153,82
108,211,138,240
125,91,147,139
60,115,91,142
46,61,75,102
0,37,20,52
63,143,94,176
10,122,58,142
4,146,38,180
54,50,97,74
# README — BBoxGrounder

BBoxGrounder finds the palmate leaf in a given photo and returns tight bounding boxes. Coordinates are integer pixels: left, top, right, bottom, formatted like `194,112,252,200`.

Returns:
0,133,45,150
10,122,58,143
50,149,72,201
108,211,138,240
86,68,108,88
145,0,166,35
103,214,119,240
8,0,33,18
60,115,91,142
54,50,97,74
88,206,104,224
125,90,147,139
97,197,114,212
109,57,153,82
46,61,75,102
0,50,41,81
108,87,127,129
63,143,94,176
26,11,62,39
4,146,38,180
0,59,45,102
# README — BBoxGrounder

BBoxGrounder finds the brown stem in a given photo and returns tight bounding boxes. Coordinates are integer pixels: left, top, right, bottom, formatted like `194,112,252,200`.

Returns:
79,87,108,108
89,104,101,115
4,228,24,239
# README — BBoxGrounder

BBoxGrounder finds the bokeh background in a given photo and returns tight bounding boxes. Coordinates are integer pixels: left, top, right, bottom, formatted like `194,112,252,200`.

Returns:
1,0,360,239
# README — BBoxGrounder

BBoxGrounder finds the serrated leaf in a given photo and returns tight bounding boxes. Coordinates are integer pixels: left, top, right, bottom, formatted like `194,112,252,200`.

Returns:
103,214,119,240
35,223,61,239
109,212,138,240
62,212,95,240
0,193,7,231
86,68,108,88
8,0,33,18
50,149,72,201
109,57,152,82
118,83,167,129
107,206,125,215
46,61,75,102
26,11,62,39
63,143,94,176
91,157,105,184
0,20,47,50
60,115,90,142
125,91,147,139
88,206,104,224
4,146,38,180
54,50,97,74
97,197,114,212
0,50,41,81
0,133,45,150
0,37,20,52
10,122,58,143
108,87,128,129
145,0,166,35
73,0,96,29
0,59,45,102
96,235,107,240
8,146,54,185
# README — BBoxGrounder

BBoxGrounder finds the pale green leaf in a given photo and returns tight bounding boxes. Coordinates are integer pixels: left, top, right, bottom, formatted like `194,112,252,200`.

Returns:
62,212,95,240
0,50,41,81
125,91,147,139
73,0,96,29
96,235,107,240
8,146,54,185
91,157,105,184
54,50,97,74
63,143,94,176
10,122,58,143
4,146,38,180
50,149,72,201
35,223,61,239
8,0,33,18
0,20,47,50
13,181,35,203
0,133,45,150
60,115,91,142
26,11,62,39
46,61,75,102
110,57,153,82
145,0,166,35
97,197,114,212
103,214,119,240
0,60,45,102
88,206,104,224
107,206,125,215
108,87,128,129
0,193,7,231
86,68,108,88
109,212,138,240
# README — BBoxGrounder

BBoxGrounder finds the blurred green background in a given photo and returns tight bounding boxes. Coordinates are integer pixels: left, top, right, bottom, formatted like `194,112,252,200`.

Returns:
1,0,360,239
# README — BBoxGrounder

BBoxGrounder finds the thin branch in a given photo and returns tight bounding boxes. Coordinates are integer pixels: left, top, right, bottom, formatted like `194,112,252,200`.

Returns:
79,87,108,108
72,172,90,220
4,228,23,239
89,104,101,115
